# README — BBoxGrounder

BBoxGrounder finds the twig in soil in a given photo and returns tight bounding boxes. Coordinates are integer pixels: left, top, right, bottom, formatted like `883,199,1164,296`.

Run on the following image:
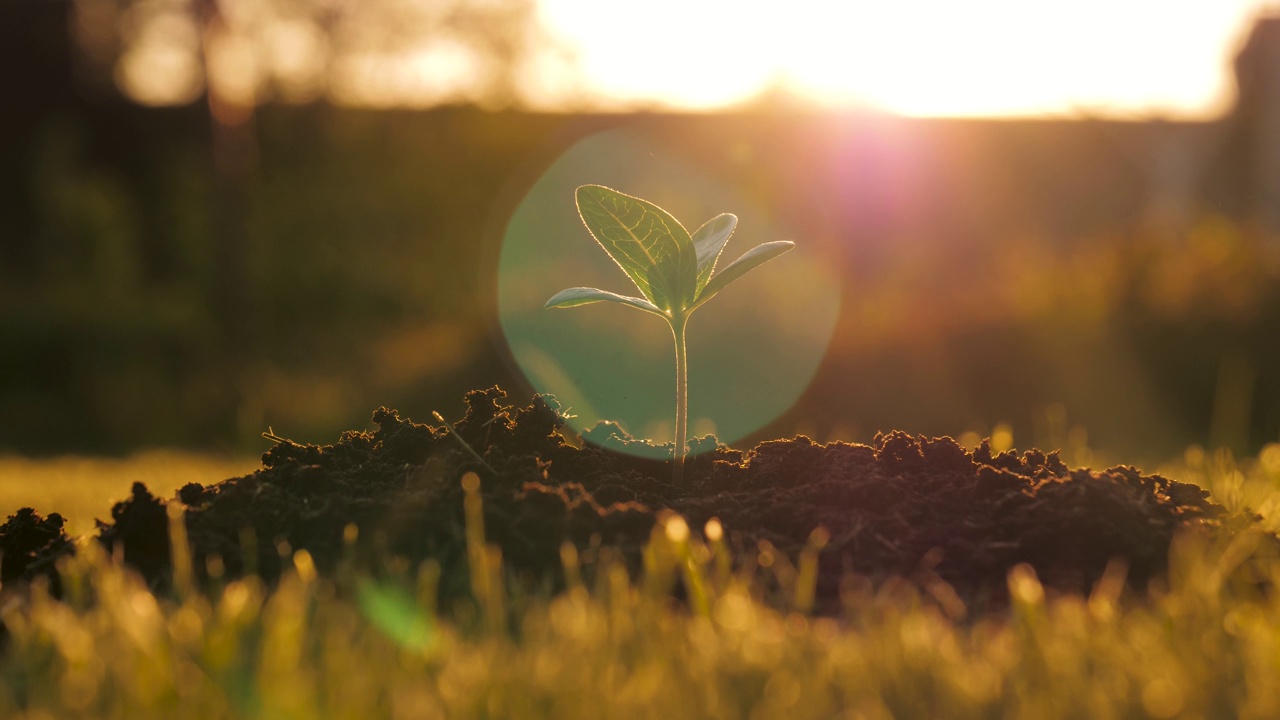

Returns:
261,426,295,444
432,411,497,475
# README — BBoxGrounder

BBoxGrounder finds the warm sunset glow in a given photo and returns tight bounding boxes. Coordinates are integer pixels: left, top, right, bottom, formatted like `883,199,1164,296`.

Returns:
537,0,1280,117
93,0,1280,117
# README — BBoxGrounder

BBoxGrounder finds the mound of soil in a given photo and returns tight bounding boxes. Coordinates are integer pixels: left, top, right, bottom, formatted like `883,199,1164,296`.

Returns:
73,386,1257,610
0,508,71,592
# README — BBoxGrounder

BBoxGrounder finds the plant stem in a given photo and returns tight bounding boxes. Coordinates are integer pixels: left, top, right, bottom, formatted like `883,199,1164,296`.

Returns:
671,314,688,484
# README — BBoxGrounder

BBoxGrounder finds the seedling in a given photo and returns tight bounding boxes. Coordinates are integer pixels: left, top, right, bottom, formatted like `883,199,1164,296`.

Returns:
546,184,794,482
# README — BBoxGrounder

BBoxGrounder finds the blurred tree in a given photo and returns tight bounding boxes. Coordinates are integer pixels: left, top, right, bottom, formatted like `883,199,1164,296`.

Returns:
5,1,1280,463
69,0,561,109
58,0,568,446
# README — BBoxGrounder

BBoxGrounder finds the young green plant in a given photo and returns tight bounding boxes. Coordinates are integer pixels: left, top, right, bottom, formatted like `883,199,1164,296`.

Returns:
545,185,794,482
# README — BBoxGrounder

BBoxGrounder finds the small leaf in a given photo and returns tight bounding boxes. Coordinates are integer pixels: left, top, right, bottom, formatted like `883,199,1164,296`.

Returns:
693,241,795,309
357,580,435,649
575,185,698,312
545,286,666,316
691,213,737,293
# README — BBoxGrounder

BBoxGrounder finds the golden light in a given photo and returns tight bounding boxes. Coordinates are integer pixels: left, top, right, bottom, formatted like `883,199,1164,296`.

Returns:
331,38,491,108
265,19,328,103
534,0,781,108
538,0,1277,117
92,0,1279,116
112,6,204,106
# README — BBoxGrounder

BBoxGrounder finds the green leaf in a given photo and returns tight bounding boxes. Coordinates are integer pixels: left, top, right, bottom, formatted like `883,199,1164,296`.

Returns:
692,241,795,309
545,286,665,316
357,580,435,649
691,213,737,293
575,185,698,312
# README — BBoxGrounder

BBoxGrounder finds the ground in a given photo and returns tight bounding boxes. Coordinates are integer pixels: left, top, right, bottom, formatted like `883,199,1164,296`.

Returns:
2,386,1261,612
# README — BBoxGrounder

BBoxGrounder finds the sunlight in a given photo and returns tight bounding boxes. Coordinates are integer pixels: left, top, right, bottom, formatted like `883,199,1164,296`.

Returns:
539,0,1277,117
111,8,204,106
535,0,780,108
780,0,1239,116
332,37,489,108
96,0,1278,116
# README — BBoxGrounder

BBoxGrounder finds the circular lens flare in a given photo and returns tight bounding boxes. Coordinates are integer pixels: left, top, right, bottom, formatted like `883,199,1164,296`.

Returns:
498,125,840,457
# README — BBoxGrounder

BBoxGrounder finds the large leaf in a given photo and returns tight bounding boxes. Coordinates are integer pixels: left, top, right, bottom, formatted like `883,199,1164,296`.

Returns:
575,185,698,312
545,286,665,317
692,241,795,309
691,213,737,294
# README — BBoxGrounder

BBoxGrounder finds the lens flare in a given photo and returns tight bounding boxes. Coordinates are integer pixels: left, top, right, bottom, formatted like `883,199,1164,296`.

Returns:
497,125,840,457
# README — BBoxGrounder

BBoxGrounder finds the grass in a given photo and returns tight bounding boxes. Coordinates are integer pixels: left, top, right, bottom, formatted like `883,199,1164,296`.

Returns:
0,451,260,537
0,446,1277,718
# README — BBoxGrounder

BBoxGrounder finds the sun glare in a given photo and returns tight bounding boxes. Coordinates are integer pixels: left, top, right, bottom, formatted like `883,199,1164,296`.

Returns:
536,0,780,108
539,0,1277,117
96,0,1279,116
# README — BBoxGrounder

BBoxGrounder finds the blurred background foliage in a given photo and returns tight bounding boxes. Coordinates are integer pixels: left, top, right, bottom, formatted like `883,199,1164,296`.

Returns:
3,0,1280,464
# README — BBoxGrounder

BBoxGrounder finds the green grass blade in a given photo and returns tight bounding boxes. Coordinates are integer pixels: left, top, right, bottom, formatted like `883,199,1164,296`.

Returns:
357,580,436,650
575,185,697,312
691,213,737,294
693,241,795,309
545,286,666,316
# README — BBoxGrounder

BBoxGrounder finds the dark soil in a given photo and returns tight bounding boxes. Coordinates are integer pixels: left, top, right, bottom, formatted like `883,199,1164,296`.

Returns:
0,509,71,592
2,387,1266,611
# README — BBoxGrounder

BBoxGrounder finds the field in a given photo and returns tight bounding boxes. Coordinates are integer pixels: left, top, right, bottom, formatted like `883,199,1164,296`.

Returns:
0,444,1277,718
9,2,1280,717
0,453,261,539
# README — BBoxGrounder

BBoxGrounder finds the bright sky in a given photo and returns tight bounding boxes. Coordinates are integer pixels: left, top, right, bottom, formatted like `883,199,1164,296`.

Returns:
112,0,1280,117
533,0,1280,117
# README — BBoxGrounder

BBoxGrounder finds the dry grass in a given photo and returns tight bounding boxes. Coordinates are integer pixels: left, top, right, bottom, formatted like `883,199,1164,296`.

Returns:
0,446,1275,717
0,452,259,537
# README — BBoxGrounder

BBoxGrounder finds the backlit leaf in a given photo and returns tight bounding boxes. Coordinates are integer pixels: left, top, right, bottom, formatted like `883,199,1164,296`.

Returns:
691,213,737,293
575,185,698,312
693,241,795,309
545,286,666,316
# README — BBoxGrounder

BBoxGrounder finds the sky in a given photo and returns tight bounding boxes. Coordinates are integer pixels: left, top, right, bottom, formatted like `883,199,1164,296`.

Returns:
531,0,1280,117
